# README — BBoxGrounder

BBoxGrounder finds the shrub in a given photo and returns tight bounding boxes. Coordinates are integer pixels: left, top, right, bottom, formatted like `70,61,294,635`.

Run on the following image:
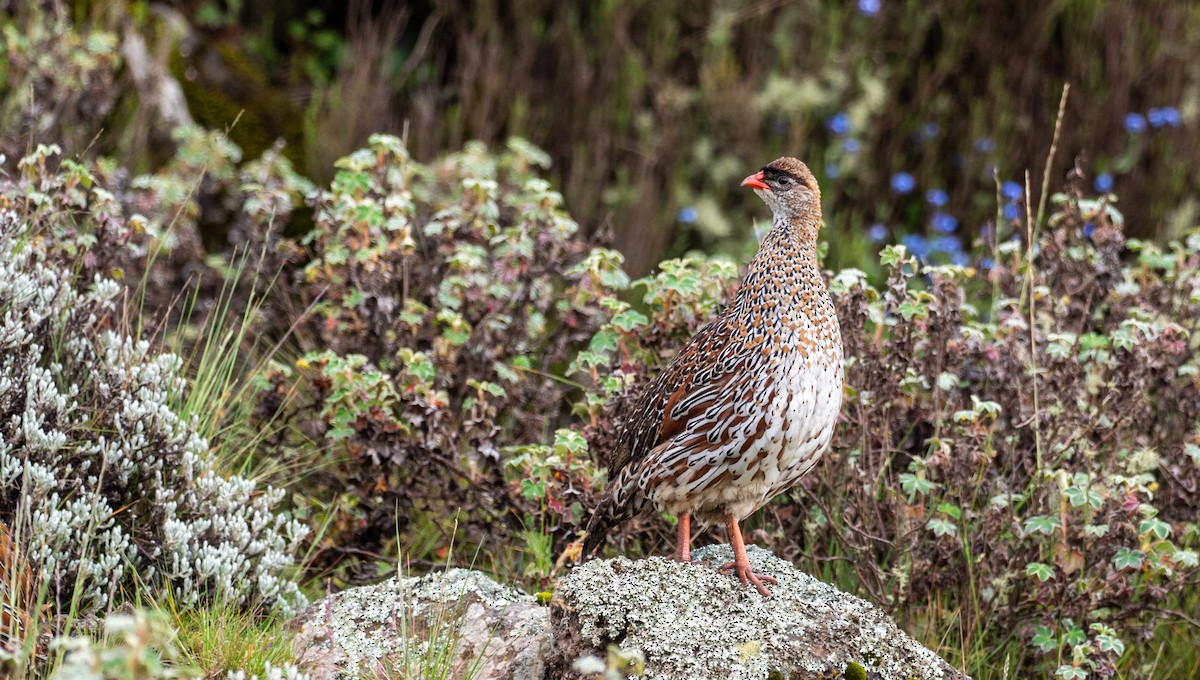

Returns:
273,136,613,563
0,151,308,634
577,183,1200,675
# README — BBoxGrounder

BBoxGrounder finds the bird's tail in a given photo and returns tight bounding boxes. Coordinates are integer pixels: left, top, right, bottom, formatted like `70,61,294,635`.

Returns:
580,494,623,560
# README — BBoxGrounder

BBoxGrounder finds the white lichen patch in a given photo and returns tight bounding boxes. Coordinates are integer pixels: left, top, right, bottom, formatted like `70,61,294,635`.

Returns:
559,545,965,680
294,568,538,675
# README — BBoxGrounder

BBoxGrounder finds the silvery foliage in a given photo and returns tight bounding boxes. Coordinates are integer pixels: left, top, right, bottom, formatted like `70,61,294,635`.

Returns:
0,210,307,616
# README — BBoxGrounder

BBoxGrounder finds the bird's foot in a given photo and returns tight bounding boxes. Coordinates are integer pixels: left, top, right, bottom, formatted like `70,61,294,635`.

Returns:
717,560,776,597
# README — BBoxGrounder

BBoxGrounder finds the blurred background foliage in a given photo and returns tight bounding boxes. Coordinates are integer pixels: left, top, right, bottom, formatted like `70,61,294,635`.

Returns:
2,0,1197,275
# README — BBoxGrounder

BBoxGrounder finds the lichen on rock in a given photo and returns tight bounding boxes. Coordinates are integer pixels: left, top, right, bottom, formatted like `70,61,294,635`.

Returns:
551,544,966,680
291,568,550,679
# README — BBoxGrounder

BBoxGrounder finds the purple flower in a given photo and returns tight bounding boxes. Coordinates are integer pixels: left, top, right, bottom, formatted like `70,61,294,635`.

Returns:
931,212,958,233
827,112,851,136
771,117,788,134
1003,203,1019,221
926,189,949,207
1124,112,1147,134
1001,181,1023,201
973,137,996,153
677,207,698,224
1148,107,1182,128
891,172,916,194
868,223,889,242
1095,172,1114,193
842,138,861,154
858,0,881,16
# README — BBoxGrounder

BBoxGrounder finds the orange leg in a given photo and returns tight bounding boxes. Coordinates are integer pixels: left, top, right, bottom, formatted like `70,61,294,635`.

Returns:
717,512,776,596
672,512,691,562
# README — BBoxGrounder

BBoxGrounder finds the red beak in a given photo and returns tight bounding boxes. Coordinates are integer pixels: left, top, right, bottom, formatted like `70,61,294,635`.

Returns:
741,171,769,191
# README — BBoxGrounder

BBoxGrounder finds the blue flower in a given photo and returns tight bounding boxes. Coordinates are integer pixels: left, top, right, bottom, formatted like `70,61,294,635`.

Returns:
951,252,970,266
931,212,958,233
868,223,888,242
771,117,788,134
858,0,881,16
1083,222,1095,239
1003,203,1019,221
827,112,851,136
825,163,840,179
1148,107,1182,128
980,224,992,239
980,257,995,271
900,233,930,258
921,122,940,139
931,236,962,253
842,138,861,154
1124,112,1147,134
1001,181,1023,201
1094,172,1114,193
926,189,949,207
677,207,698,224
973,137,996,153
891,172,916,194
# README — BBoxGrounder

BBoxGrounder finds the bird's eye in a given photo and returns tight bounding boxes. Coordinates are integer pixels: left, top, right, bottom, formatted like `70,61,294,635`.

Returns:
777,176,793,188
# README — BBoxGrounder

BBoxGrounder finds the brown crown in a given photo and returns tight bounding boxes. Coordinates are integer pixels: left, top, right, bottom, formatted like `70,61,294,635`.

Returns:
763,157,819,195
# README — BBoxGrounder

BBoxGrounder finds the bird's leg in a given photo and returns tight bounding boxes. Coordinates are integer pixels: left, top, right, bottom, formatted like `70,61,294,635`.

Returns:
717,512,777,596
672,512,691,562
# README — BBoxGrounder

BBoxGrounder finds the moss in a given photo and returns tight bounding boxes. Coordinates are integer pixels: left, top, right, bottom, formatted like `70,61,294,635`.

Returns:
170,37,306,174
844,662,867,680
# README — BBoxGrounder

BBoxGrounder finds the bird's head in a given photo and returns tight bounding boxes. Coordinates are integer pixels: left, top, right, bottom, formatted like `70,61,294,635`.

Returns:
741,157,821,220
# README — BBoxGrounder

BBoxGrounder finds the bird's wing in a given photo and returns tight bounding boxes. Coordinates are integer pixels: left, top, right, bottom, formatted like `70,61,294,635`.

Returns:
613,317,746,476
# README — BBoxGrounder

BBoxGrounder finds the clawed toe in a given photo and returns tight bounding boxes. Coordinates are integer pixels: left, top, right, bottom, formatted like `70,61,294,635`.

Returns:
716,560,776,596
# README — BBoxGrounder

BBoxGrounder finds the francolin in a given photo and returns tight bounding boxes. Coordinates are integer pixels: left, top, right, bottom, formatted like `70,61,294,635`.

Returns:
582,158,844,596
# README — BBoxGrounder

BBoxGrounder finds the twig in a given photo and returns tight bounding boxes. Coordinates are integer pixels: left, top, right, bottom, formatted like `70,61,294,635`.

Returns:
1024,171,1044,477
1035,84,1070,233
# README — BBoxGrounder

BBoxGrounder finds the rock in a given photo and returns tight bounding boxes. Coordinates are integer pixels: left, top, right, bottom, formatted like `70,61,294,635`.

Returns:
291,547,965,680
290,568,550,679
549,544,968,680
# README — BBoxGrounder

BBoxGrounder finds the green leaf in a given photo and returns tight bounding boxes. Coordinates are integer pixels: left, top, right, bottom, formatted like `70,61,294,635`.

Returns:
611,309,650,332
1063,486,1087,507
898,473,937,500
1112,547,1145,570
926,518,957,538
1174,550,1199,568
1031,625,1057,653
521,479,546,500
588,329,618,354
879,244,909,267
1023,515,1062,536
1063,622,1087,647
1138,517,1171,540
898,299,928,320
1095,633,1125,656
936,502,962,520
1026,562,1055,582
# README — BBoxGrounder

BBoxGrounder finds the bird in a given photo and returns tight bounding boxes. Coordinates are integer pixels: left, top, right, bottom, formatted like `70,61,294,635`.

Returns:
581,157,844,596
